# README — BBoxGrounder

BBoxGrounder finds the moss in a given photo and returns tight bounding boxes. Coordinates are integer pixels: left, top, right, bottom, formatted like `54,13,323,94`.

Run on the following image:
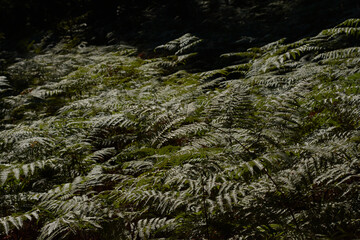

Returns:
163,71,199,85
157,145,181,155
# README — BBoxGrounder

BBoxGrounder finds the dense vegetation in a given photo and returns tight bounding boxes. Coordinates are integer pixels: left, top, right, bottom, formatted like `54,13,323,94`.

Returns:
0,17,360,239
1,0,360,239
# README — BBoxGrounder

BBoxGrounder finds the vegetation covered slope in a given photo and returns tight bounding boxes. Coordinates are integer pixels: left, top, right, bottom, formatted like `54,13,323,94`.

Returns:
0,19,360,239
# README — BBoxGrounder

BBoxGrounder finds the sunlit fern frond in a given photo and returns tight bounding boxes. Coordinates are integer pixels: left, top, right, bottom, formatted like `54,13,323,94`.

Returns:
92,113,137,129
0,159,57,185
281,45,322,62
38,212,103,240
85,147,116,164
135,217,177,239
28,87,64,100
320,27,360,38
156,122,208,148
151,115,187,148
120,188,187,215
0,76,12,94
155,33,202,56
314,47,360,61
0,210,39,235
336,18,360,28
0,125,36,148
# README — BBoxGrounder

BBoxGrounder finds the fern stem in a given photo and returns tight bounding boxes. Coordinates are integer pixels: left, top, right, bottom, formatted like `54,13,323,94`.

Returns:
262,167,301,233
206,123,253,154
201,159,211,240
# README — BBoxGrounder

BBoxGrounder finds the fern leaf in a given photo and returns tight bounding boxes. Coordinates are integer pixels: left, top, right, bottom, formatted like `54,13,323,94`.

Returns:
87,147,116,163
0,211,37,235
0,218,9,235
175,39,202,55
93,113,136,128
314,47,360,61
7,216,19,229
0,76,12,93
321,27,360,38
336,18,360,28
0,159,56,185
29,88,64,99
155,33,201,56
21,164,29,177
279,45,322,63
135,217,176,239
151,116,187,147
157,122,208,148
12,168,20,181
0,170,9,185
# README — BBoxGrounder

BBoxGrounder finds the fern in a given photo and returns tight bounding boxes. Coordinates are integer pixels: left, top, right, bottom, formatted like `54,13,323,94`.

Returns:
92,114,137,129
314,47,360,61
320,27,360,38
156,122,208,148
1,18,360,239
29,87,64,99
0,159,56,185
86,147,116,163
155,33,202,56
135,217,176,239
337,18,360,28
0,210,39,235
0,76,12,94
279,45,322,63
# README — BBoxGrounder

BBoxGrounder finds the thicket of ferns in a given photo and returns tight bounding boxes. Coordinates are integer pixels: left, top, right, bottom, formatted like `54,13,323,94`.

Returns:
0,19,360,239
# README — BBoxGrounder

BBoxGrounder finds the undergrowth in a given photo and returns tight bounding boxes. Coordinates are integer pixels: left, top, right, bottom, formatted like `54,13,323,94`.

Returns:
0,19,360,239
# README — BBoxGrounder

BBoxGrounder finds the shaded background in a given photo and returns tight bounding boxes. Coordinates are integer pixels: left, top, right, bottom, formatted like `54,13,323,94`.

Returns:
0,0,359,55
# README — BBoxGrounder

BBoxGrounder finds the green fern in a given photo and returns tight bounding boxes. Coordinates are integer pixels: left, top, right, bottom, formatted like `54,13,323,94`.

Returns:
155,33,202,56
336,18,360,28
1,18,360,240
0,210,39,235
0,159,56,185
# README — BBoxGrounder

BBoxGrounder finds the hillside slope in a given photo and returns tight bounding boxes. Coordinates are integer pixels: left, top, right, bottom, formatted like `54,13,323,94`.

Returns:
0,19,360,239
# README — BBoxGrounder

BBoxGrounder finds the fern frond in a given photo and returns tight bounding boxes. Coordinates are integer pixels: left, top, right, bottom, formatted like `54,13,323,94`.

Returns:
29,88,64,99
0,126,35,147
123,160,154,175
0,76,12,94
17,136,54,152
190,131,229,149
321,27,360,38
36,171,122,202
336,18,360,28
0,210,39,235
0,76,10,88
314,47,360,61
155,33,202,56
260,38,286,52
151,115,187,147
157,122,208,148
314,163,355,187
92,113,137,129
0,159,56,185
86,147,116,163
57,97,96,114
38,213,103,240
279,45,322,63
135,217,176,239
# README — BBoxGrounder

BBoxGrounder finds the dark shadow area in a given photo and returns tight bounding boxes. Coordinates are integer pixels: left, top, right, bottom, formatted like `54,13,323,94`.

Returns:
0,0,359,63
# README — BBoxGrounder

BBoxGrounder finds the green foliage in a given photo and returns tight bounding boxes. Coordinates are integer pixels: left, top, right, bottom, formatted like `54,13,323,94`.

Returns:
1,19,360,239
